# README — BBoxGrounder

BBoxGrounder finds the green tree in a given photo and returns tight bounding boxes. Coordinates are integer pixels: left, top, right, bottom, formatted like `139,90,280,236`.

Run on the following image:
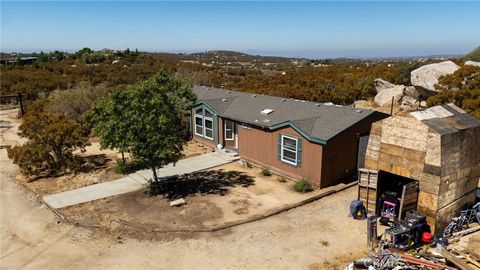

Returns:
126,71,196,182
7,101,89,177
464,46,480,62
84,88,131,166
87,70,196,182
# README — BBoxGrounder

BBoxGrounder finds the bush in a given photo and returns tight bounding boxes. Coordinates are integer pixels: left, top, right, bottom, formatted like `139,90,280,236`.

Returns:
245,161,253,168
261,167,272,176
7,100,88,177
277,176,287,183
293,179,313,193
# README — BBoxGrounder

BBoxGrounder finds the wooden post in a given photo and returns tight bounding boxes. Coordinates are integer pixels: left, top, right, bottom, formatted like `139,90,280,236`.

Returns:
18,93,25,116
390,96,394,115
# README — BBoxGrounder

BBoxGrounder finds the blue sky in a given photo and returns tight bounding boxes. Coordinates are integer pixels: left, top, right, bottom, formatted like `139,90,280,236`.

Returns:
1,1,479,58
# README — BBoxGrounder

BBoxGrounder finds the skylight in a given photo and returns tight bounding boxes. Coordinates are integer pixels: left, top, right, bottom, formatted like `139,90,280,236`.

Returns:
261,109,274,115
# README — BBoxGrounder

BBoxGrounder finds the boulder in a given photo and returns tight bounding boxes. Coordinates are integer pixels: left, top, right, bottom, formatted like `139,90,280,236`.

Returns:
402,95,418,106
374,78,396,93
400,96,418,111
465,61,480,67
374,85,405,107
410,61,460,93
404,86,422,99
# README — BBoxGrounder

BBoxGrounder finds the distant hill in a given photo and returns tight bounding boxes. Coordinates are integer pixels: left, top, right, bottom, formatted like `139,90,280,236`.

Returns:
177,50,296,64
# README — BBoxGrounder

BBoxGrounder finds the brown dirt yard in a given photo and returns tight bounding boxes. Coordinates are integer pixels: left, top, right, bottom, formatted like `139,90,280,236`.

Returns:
1,108,369,269
60,162,327,233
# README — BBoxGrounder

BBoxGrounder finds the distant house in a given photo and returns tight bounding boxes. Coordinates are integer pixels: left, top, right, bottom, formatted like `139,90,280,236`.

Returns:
190,86,388,188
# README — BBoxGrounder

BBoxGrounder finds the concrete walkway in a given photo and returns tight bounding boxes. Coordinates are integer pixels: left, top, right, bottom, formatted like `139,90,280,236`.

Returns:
43,152,238,209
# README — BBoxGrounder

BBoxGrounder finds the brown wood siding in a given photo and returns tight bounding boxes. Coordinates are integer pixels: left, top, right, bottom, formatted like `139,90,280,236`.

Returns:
238,124,323,186
322,113,387,188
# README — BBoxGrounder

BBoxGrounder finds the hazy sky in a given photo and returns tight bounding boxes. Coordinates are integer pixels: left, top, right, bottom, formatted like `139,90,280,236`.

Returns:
1,1,479,58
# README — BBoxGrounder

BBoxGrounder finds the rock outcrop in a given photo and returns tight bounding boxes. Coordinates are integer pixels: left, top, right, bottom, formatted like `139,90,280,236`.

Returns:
465,61,480,67
374,78,396,93
374,85,405,107
410,61,460,93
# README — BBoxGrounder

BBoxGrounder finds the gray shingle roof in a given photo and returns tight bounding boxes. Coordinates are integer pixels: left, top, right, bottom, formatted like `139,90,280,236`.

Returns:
193,85,384,142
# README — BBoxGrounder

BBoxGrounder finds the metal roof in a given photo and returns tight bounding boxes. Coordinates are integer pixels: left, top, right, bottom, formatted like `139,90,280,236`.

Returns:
411,103,480,135
193,85,385,142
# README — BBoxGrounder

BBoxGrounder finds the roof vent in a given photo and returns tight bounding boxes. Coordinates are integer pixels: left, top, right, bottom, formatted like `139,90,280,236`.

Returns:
324,102,334,106
260,109,274,115
263,119,271,123
314,103,321,107
252,94,257,97
207,87,211,90
222,98,228,102
227,90,231,94
281,99,287,102
355,109,363,113
301,100,306,103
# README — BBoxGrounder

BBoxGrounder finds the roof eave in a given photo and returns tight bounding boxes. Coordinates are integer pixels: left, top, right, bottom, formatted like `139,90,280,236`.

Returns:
269,121,328,145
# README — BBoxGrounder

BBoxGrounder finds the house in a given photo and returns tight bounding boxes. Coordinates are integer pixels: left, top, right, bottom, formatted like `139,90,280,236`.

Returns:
190,86,388,188
359,103,480,232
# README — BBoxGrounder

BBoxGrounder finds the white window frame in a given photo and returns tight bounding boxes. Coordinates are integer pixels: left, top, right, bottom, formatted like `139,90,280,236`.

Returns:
204,111,214,140
281,135,298,166
224,120,234,141
193,107,214,141
194,108,204,137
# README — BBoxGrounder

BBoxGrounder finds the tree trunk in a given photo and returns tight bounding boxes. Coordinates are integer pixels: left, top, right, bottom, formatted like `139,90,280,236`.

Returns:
121,151,126,166
151,165,158,182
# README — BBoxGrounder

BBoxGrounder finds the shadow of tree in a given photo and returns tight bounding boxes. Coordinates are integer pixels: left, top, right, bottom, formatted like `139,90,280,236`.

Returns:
75,154,109,173
147,169,255,199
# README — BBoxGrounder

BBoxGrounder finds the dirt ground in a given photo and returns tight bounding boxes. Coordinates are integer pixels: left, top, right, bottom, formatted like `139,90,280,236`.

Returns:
4,107,211,197
60,162,325,233
1,108,369,269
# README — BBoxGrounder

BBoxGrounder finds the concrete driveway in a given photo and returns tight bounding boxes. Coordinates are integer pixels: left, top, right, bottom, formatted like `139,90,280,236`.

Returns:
43,152,238,209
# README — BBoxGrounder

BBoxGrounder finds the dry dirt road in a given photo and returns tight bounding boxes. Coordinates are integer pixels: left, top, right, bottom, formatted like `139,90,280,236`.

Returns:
1,109,367,270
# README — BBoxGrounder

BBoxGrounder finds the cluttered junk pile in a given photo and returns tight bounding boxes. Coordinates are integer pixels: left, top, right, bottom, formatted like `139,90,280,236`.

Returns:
347,201,480,270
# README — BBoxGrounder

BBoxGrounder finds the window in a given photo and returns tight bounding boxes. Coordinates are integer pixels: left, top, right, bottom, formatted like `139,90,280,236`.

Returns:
225,120,234,140
281,135,298,166
194,107,214,140
204,110,213,140
194,108,203,137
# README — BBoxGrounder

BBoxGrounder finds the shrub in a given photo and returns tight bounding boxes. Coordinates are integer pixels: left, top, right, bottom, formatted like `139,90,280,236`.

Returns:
245,161,253,168
293,179,313,193
277,176,287,183
261,167,272,176
7,100,88,177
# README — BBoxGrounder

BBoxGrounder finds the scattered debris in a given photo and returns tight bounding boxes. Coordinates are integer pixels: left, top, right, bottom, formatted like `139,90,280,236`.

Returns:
169,198,186,207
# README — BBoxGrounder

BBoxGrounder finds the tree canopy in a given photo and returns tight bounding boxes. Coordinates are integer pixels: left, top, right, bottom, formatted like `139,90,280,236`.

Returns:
427,65,480,118
86,70,196,182
464,46,480,62
7,101,89,177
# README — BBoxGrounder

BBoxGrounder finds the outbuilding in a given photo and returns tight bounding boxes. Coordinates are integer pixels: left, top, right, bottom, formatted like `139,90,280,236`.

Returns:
359,104,480,232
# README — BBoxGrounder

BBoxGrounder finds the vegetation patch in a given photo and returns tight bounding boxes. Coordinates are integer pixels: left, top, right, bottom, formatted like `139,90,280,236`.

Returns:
260,167,272,176
293,179,313,193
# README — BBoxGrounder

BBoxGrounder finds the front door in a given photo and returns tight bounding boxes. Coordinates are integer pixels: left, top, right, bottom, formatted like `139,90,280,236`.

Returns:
224,119,237,149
